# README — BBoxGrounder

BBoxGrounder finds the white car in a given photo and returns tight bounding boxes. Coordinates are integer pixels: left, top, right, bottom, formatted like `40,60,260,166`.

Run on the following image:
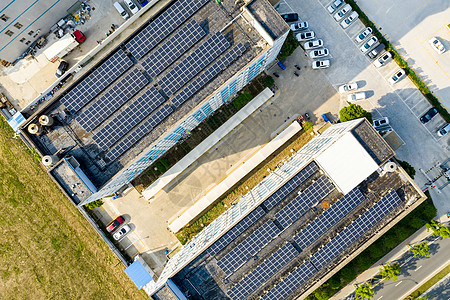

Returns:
388,69,406,85
339,82,358,93
304,39,324,50
373,117,389,129
360,36,378,53
310,48,329,58
334,4,352,21
347,92,366,102
437,123,450,137
355,27,372,43
296,31,315,41
373,51,392,67
429,37,445,54
327,0,344,14
113,224,131,241
290,21,308,31
341,11,358,29
124,0,139,14
312,59,330,69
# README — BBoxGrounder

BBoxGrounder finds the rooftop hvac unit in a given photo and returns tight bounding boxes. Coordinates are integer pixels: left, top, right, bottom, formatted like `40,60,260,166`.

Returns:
39,115,54,126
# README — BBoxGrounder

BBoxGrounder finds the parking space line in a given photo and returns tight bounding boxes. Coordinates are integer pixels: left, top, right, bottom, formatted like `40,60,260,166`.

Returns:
415,265,423,272
409,97,425,112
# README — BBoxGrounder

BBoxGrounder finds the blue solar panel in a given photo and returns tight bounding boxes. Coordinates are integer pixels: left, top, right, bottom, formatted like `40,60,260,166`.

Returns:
105,104,173,161
77,69,149,132
228,243,299,299
263,162,318,211
142,20,205,78
275,176,334,229
294,187,365,250
125,0,209,59
61,50,133,113
217,221,280,275
93,87,166,150
172,43,247,108
207,207,265,257
262,260,317,300
159,32,230,96
310,190,402,269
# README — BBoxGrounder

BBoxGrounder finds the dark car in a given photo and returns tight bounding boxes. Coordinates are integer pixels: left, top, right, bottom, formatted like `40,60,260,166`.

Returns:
367,43,385,59
280,13,299,23
106,216,125,233
55,61,69,78
420,107,438,124
137,0,148,6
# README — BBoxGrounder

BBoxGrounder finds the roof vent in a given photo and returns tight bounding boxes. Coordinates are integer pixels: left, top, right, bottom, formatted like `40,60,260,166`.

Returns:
39,115,54,126
42,155,59,167
28,123,42,135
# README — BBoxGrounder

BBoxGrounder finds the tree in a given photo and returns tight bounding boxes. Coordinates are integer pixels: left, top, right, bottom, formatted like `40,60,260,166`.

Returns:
278,30,299,60
339,103,373,123
379,263,402,282
426,220,450,239
409,242,430,258
397,159,416,179
263,75,275,88
354,282,374,300
84,200,103,210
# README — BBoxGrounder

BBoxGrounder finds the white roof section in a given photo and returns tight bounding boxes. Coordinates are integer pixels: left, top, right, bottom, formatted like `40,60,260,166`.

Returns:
315,132,379,194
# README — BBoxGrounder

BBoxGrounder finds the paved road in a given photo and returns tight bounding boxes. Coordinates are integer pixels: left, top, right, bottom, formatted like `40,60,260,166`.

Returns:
423,272,450,300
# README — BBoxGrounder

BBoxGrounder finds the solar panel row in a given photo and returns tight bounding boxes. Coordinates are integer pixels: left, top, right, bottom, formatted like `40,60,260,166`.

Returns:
294,187,365,250
217,220,280,275
207,207,265,257
172,43,247,108
159,32,230,96
93,87,166,150
105,104,173,161
228,243,298,299
77,69,149,132
310,190,402,269
125,0,209,60
61,49,133,113
263,162,318,211
142,20,206,78
275,176,334,229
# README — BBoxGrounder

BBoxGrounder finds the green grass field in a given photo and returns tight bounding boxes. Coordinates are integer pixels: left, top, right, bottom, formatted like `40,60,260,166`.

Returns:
0,117,147,299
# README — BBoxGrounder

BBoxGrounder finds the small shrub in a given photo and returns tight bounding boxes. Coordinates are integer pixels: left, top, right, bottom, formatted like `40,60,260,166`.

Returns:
368,245,384,260
339,103,373,123
154,161,167,174
84,200,103,210
329,274,342,290
356,252,373,270
397,159,416,179
263,75,275,88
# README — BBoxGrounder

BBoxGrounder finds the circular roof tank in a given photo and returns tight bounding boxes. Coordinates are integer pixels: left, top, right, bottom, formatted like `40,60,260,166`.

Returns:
28,123,42,135
39,115,54,126
42,155,58,167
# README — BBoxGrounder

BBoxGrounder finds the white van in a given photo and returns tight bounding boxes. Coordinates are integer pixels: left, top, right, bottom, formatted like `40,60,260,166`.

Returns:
113,2,129,20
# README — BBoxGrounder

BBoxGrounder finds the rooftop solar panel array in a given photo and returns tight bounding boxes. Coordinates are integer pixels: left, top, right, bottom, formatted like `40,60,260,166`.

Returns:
142,20,206,78
207,207,265,257
159,32,230,96
125,0,209,59
77,69,149,132
228,243,298,299
310,190,402,269
294,187,366,250
263,162,318,211
275,176,334,229
172,43,247,108
93,88,166,150
105,104,173,161
61,50,133,113
217,220,280,275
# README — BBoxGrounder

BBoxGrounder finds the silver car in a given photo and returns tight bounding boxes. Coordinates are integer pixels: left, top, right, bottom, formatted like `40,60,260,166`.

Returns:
373,51,392,68
312,59,330,69
334,4,352,21
113,224,131,241
327,0,344,14
355,27,373,43
360,36,378,53
310,48,329,58
304,39,324,50
296,31,315,41
341,11,358,29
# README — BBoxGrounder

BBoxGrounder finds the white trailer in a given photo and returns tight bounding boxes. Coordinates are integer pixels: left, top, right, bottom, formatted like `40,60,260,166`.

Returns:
43,33,79,63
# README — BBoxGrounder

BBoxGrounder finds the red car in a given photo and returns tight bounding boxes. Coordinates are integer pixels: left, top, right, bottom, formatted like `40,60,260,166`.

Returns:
72,30,86,43
106,216,125,233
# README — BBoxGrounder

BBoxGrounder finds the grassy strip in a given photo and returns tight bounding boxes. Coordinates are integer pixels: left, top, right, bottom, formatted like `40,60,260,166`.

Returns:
306,192,436,300
405,263,450,299
346,0,450,123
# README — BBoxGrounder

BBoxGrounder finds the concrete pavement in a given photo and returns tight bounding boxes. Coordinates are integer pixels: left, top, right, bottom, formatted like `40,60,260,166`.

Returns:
423,272,450,300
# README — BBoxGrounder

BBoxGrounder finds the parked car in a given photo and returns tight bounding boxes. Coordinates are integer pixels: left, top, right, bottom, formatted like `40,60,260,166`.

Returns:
280,13,299,23
55,61,69,78
296,31,315,41
310,48,329,58
437,123,450,137
72,30,86,43
388,69,406,84
373,51,392,68
360,36,378,53
290,21,308,31
429,37,445,54
304,39,323,50
339,82,358,93
113,1,129,19
334,4,352,21
137,0,148,6
125,0,139,14
355,27,372,43
327,0,344,14
368,43,385,59
341,11,358,29
420,107,438,124
347,92,366,102
373,117,389,129
113,224,131,241
106,216,126,233
312,59,330,69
